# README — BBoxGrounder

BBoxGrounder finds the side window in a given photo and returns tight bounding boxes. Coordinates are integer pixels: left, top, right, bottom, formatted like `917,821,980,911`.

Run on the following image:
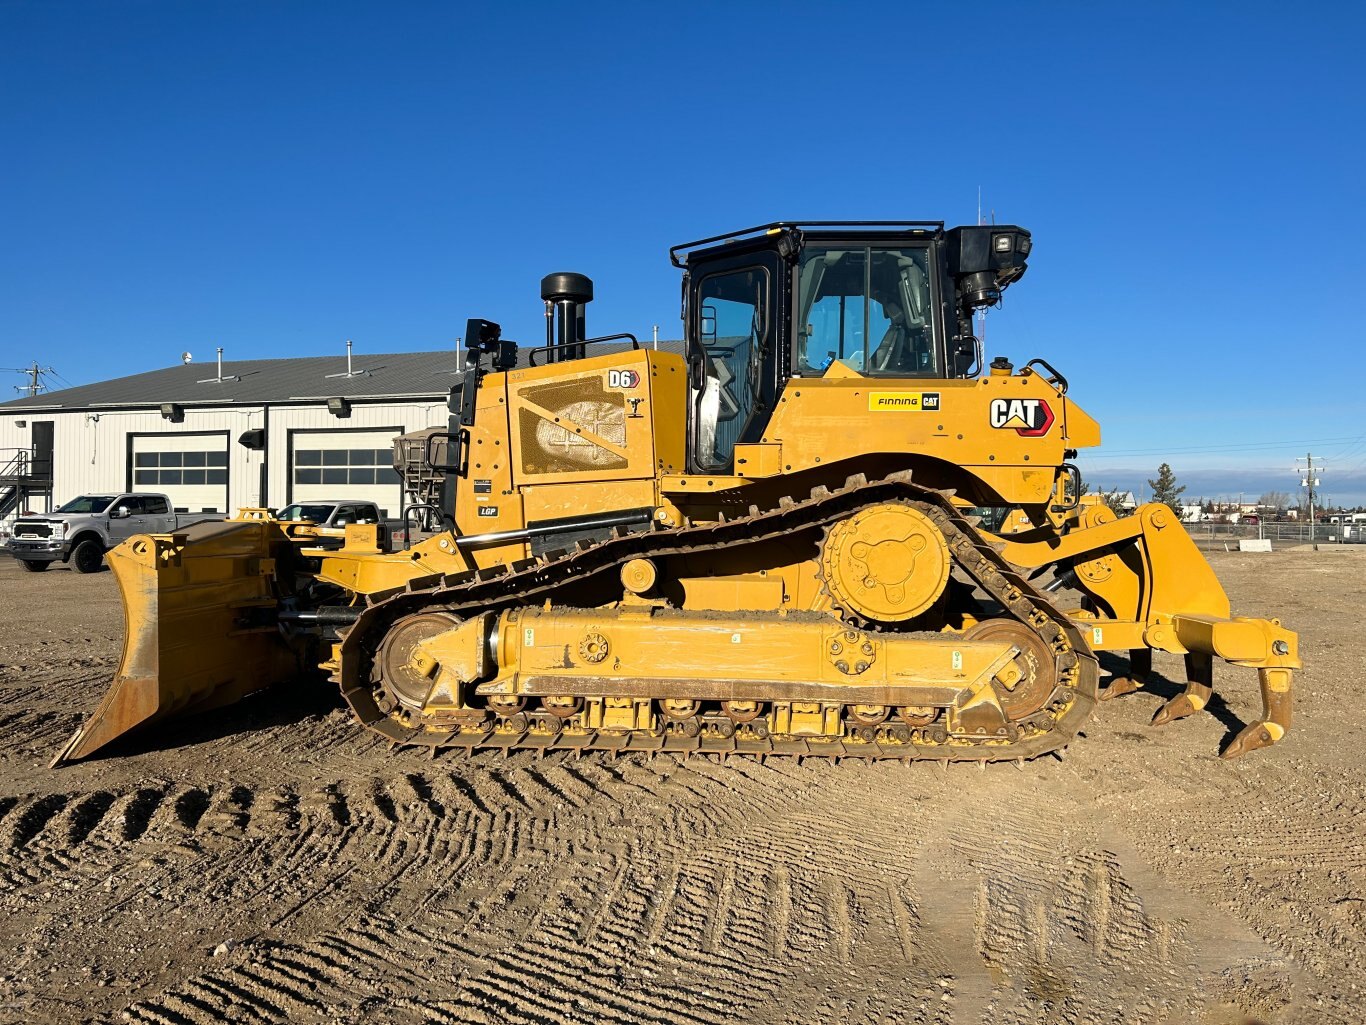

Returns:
797,247,936,376
114,496,142,515
694,267,768,470
147,497,170,515
333,506,355,526
799,249,868,372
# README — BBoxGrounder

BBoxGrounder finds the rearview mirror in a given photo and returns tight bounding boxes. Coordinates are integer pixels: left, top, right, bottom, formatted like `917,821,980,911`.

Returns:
112,507,131,519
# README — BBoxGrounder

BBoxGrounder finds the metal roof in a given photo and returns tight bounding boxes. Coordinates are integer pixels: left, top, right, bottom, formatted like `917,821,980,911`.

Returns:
0,351,463,411
0,341,686,412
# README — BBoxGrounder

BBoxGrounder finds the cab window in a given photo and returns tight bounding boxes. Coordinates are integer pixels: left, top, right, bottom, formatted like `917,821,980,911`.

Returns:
797,246,937,376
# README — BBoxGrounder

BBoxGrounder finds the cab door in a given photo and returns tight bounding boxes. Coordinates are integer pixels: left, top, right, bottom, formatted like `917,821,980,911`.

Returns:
687,249,785,473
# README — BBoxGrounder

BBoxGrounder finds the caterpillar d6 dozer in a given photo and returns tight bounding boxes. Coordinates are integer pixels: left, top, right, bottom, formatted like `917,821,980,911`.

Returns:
53,221,1299,767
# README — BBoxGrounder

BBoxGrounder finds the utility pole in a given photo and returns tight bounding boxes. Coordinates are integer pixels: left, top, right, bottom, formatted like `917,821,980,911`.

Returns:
1298,454,1322,550
3,362,55,397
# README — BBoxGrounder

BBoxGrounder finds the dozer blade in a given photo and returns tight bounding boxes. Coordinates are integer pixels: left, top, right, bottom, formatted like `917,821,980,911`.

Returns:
52,519,304,766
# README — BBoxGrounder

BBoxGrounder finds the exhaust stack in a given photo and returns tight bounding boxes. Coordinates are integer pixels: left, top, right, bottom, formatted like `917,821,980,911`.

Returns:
540,272,593,362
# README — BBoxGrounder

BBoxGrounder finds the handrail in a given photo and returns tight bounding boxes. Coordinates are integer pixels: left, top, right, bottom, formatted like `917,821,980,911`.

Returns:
399,502,448,549
1023,358,1069,395
670,220,945,267
0,449,33,478
526,333,640,368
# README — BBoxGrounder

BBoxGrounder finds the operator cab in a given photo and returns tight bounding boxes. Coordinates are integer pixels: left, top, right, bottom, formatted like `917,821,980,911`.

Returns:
671,222,1032,474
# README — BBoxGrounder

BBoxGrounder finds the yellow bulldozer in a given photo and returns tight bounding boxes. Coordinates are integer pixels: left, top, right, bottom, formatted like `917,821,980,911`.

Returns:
53,221,1298,767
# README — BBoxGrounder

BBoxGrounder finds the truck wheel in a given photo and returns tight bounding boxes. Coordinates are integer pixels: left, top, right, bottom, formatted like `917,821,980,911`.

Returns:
19,559,49,573
71,539,106,574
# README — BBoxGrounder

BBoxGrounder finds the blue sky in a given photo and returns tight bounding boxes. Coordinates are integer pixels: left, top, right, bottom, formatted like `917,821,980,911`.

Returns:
3,2,1364,504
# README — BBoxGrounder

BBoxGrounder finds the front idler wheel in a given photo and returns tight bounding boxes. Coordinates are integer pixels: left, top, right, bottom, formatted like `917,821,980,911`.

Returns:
963,618,1059,721
375,612,463,715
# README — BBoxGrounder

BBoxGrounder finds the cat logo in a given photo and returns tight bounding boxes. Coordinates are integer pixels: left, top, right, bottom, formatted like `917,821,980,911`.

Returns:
989,397,1054,437
607,369,640,389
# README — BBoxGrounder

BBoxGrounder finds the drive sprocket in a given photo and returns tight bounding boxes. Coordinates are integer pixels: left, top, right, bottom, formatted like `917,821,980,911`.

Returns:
819,502,950,624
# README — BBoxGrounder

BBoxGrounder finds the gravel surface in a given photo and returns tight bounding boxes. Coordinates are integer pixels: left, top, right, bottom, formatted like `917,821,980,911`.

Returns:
0,550,1361,1024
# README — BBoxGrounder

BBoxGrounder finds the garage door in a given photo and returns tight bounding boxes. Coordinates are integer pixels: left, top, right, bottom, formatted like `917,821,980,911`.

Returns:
290,429,403,517
130,433,230,513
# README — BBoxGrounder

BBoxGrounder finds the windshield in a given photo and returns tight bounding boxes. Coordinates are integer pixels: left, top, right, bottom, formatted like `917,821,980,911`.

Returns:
57,496,116,514
797,246,937,376
277,503,334,523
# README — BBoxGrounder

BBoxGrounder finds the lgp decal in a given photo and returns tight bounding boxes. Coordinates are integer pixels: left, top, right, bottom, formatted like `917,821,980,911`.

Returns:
477,505,499,517
607,369,640,389
989,397,1054,436
869,391,940,412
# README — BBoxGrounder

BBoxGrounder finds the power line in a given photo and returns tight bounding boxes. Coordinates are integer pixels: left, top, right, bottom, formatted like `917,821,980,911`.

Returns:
1,362,58,397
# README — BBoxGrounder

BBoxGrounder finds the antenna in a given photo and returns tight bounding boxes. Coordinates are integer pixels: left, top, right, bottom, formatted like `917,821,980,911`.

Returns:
975,189,988,359
196,345,240,384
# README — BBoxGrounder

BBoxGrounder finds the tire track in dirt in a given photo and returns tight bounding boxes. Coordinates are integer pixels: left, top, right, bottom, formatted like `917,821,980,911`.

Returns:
0,656,119,761
76,754,814,1023
909,770,1299,1024
1,744,1306,1025
1082,757,1361,1023
8,548,1366,1023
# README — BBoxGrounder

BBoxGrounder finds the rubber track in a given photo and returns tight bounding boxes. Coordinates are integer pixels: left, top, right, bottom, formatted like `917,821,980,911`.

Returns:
333,472,1100,761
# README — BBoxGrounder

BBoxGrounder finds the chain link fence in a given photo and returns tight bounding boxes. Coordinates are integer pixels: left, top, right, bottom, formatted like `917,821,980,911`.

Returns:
1184,520,1366,548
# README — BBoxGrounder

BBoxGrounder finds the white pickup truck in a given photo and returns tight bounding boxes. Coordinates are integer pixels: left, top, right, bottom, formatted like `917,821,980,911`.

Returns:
275,500,391,552
7,493,222,574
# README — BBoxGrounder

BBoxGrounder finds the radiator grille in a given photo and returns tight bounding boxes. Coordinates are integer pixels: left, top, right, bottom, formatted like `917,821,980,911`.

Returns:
518,378,628,475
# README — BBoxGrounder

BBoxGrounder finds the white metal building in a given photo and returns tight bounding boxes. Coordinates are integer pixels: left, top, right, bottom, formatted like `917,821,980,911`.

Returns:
0,350,459,524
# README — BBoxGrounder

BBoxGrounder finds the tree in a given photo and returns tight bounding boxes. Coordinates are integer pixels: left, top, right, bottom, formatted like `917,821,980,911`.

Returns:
1259,490,1290,514
1147,463,1186,518
1094,485,1131,517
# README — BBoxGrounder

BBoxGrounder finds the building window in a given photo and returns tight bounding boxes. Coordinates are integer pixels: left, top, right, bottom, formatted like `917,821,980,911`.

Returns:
134,449,228,487
294,448,399,487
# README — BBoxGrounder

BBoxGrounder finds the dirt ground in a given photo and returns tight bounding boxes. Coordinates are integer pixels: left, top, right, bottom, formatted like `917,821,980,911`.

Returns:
0,549,1362,1025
